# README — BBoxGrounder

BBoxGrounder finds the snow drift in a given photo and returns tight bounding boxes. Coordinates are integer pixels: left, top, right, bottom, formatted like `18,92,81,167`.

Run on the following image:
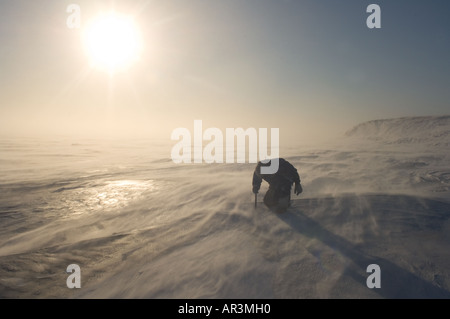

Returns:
0,116,449,298
345,115,450,146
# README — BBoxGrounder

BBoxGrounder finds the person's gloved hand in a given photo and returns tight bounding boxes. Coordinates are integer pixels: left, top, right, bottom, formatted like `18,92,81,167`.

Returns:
252,186,259,194
294,183,303,195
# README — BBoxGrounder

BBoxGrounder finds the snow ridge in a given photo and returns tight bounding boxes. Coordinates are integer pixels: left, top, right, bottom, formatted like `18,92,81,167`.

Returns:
345,116,450,145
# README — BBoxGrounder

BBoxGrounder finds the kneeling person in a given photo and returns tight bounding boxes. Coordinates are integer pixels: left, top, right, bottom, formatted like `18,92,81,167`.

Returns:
252,158,303,213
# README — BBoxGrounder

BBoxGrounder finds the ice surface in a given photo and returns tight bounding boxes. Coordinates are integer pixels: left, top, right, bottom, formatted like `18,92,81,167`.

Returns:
1,117,450,298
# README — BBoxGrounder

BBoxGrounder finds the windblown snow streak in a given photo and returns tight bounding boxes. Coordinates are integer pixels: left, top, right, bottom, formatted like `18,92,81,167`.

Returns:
1,117,450,298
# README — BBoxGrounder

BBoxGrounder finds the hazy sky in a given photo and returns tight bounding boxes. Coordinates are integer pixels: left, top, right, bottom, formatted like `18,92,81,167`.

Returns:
0,0,449,142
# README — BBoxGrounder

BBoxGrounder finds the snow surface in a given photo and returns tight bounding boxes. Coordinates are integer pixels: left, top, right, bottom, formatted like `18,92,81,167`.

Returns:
1,116,450,298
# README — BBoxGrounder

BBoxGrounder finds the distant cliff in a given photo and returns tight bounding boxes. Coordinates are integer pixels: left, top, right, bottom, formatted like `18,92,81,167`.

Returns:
345,116,450,146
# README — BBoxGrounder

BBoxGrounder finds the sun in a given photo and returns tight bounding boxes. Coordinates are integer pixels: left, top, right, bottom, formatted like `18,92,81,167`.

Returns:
83,13,142,73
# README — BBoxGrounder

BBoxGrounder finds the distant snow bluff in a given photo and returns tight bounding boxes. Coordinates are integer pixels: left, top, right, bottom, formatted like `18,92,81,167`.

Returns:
171,120,280,174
